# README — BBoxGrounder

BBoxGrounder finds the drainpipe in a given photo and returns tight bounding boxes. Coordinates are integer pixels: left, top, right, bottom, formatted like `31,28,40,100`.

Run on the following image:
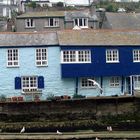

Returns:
130,76,133,95
75,77,78,95
100,76,103,95
121,76,124,95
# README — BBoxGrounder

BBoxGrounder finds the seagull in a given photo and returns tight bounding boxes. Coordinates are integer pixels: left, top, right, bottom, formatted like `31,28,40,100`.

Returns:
57,130,62,135
107,126,112,132
20,126,25,133
88,79,103,91
95,137,100,140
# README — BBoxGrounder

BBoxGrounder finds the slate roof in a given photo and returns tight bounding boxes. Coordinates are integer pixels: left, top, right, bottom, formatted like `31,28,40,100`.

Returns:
57,30,140,45
1,30,140,47
0,32,58,46
17,11,65,18
103,12,140,29
65,10,98,21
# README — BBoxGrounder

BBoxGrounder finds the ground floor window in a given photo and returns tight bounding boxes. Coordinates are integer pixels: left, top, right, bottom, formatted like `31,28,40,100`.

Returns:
109,76,120,87
133,75,140,90
80,78,95,88
22,76,38,92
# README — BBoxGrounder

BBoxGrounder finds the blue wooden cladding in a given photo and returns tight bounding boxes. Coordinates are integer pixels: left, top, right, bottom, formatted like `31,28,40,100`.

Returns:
61,46,140,78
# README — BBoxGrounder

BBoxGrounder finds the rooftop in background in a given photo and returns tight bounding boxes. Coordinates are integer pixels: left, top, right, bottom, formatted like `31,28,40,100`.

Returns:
17,11,65,18
104,12,140,30
57,29,140,46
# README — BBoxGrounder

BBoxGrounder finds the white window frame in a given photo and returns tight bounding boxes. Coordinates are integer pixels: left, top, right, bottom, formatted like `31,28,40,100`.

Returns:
25,18,35,28
73,18,88,28
61,50,91,63
45,18,59,27
133,75,140,90
7,49,19,67
80,77,96,89
106,49,119,63
22,76,38,92
36,48,48,66
109,77,120,87
133,49,140,62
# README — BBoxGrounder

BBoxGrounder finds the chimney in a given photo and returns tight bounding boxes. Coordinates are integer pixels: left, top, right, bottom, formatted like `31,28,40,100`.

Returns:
90,3,96,17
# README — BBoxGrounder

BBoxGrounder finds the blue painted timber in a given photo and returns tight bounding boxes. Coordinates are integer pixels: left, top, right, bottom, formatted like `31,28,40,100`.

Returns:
61,46,140,78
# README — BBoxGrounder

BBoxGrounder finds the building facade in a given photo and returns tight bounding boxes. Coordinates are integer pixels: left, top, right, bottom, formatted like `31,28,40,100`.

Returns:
0,30,140,101
16,7,100,32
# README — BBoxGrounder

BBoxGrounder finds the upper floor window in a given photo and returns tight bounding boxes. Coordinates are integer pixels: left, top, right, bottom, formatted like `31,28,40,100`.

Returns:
81,77,95,88
22,76,37,92
106,49,119,63
45,18,59,27
36,48,48,66
109,77,120,87
7,49,19,67
133,50,140,62
61,50,91,63
74,18,88,28
25,19,35,28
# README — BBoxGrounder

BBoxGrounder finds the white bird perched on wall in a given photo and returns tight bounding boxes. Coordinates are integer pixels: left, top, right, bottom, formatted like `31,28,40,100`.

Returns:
88,79,103,92
107,126,112,132
56,130,63,135
95,137,100,140
20,126,25,133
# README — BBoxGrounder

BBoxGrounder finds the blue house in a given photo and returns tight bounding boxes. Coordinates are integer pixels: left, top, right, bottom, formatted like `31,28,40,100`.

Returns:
0,30,140,101
58,30,140,97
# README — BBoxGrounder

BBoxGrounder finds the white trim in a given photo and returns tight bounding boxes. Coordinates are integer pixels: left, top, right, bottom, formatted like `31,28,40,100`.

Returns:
61,50,91,64
109,76,120,87
133,49,140,62
73,18,88,28
21,76,38,92
7,49,19,67
44,18,60,27
133,75,140,90
25,19,35,28
106,49,119,63
80,77,96,89
35,48,48,67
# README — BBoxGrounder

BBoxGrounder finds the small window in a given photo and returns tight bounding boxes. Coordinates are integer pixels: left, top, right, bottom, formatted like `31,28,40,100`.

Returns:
7,49,19,67
45,18,59,27
61,50,91,63
22,76,37,92
109,77,120,87
81,78,95,88
133,50,140,62
74,18,88,28
62,50,76,63
106,49,119,63
25,19,35,28
36,48,48,66
134,75,140,90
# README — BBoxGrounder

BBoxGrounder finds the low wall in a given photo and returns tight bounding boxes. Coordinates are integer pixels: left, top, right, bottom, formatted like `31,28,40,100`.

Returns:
0,96,140,132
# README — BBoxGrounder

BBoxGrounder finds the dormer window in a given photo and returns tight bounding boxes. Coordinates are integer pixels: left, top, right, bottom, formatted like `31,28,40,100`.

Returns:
73,18,88,28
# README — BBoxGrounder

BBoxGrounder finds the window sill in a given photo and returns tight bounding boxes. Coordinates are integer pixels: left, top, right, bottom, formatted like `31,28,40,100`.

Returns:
133,61,140,63
7,65,19,68
25,26,35,29
61,62,91,64
36,65,48,67
106,61,119,63
44,26,60,28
